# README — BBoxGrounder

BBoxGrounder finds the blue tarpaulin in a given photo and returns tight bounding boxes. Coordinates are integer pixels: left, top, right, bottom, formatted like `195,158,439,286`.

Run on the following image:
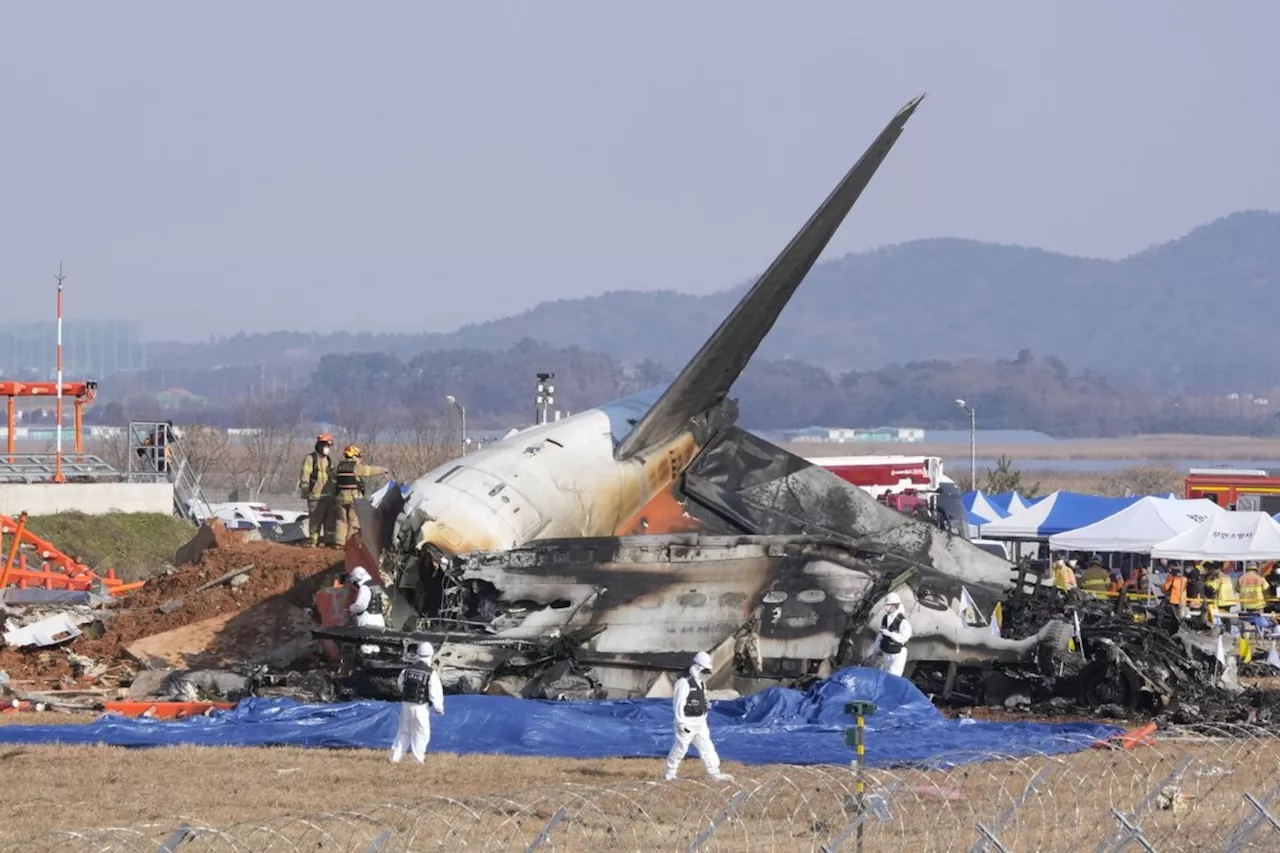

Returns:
0,668,1119,768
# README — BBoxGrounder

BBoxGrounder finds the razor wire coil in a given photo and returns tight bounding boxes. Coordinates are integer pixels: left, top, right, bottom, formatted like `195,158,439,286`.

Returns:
6,724,1280,852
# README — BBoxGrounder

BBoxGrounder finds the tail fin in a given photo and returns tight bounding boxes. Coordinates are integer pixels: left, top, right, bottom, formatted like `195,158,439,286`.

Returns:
615,95,925,460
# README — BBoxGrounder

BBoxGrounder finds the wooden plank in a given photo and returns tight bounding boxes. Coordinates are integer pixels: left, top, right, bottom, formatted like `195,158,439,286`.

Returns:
194,563,255,593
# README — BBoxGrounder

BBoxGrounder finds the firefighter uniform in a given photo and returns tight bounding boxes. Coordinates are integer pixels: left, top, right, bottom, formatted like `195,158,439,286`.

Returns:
1207,570,1239,608
331,446,389,547
1239,565,1267,612
299,434,334,546
1080,561,1110,595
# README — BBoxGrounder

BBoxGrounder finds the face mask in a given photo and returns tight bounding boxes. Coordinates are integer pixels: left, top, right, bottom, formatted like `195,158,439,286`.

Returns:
321,446,330,456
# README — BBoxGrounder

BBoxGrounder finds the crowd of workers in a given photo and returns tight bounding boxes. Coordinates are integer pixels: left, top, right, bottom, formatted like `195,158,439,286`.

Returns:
1049,552,1280,624
298,432,388,549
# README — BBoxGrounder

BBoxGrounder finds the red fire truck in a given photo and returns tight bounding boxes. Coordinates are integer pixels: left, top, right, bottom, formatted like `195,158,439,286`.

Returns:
807,455,942,498
1184,468,1280,514
806,455,948,518
807,454,1010,558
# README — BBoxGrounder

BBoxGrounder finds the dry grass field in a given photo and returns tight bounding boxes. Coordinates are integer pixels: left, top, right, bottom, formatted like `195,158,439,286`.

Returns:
1,714,1278,851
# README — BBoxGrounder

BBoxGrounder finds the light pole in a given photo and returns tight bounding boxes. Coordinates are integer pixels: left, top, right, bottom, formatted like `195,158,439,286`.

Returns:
535,373,555,425
445,395,467,449
955,399,976,491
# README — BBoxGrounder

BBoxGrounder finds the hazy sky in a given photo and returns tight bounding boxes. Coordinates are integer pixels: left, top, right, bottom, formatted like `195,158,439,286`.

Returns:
3,3,1278,340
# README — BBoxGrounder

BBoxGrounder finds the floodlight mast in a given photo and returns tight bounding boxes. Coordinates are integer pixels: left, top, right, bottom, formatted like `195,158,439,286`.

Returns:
955,399,976,490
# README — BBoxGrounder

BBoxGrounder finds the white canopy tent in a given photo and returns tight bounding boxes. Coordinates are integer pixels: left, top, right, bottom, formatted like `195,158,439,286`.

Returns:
1150,511,1280,561
1047,497,1224,554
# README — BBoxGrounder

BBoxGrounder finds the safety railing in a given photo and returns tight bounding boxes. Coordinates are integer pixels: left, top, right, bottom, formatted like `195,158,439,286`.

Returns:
124,420,210,522
7,723,1280,851
0,453,117,483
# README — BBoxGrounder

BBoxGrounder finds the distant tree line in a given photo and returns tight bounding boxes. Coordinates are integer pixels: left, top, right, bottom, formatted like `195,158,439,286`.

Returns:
71,341,1280,439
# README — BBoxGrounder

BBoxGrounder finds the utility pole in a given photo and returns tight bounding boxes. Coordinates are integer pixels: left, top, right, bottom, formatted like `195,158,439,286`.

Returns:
955,399,976,491
54,262,66,483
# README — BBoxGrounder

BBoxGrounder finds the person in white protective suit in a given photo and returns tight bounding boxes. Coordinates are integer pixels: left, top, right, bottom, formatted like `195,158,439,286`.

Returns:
662,651,733,781
389,641,445,764
347,566,386,656
874,591,913,677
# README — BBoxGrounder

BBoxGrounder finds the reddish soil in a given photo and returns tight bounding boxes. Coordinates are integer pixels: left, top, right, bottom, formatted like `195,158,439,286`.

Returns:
0,647,74,683
1,527,343,686
80,541,340,657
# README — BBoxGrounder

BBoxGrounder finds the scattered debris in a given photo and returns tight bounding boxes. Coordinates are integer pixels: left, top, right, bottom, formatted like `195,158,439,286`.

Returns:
155,563,257,613
195,564,257,594
103,700,234,719
0,534,340,696
913,591,1280,725
3,612,87,649
172,519,239,569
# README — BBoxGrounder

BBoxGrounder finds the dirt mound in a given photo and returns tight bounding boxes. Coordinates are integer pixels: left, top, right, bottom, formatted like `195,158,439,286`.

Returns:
2,530,343,686
75,540,342,663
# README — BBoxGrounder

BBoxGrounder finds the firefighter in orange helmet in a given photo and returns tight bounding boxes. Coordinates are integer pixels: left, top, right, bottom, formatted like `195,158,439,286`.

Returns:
330,445,389,548
299,433,335,547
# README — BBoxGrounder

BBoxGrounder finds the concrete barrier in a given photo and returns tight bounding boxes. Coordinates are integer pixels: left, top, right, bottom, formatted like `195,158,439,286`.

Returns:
0,482,175,516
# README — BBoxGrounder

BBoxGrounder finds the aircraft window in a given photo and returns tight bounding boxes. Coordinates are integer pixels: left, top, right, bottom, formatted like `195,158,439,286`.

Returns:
719,592,748,607
677,592,708,607
917,590,950,611
761,591,788,604
549,599,572,610
797,590,826,604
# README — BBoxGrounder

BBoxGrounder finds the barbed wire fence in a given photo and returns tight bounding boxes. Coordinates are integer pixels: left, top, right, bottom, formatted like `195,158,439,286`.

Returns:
6,723,1280,852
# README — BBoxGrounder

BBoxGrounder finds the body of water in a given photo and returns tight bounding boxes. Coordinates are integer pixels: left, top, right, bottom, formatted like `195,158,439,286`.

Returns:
951,457,1278,473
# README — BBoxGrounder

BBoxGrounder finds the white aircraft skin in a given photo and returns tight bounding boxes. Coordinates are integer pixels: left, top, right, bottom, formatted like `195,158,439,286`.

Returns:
392,385,695,558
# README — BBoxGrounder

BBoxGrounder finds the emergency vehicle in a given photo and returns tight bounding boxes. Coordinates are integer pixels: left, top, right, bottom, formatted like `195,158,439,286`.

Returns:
806,454,1012,559
808,455,942,498
1184,468,1280,514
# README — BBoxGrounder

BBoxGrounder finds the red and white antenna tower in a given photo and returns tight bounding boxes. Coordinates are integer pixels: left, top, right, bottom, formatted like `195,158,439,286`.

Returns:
53,262,65,483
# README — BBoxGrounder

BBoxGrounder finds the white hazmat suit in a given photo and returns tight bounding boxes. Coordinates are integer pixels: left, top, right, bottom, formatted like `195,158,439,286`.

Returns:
389,642,444,764
347,567,386,655
663,652,732,781
874,597,913,677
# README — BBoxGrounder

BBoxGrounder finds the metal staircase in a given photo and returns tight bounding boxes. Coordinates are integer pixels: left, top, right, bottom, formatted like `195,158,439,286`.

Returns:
124,421,211,523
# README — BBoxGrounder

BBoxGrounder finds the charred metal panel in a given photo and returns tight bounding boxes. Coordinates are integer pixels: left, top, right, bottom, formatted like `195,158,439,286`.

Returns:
453,535,1033,674
684,427,1013,589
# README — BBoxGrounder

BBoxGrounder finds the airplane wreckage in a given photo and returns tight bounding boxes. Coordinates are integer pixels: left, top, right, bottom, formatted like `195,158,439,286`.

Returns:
313,95,1263,721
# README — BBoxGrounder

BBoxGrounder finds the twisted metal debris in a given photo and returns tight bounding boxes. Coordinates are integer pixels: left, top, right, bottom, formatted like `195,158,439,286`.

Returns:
7,724,1280,852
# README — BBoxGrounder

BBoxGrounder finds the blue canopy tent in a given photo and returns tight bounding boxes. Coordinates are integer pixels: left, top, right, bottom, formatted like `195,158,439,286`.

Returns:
989,492,1044,514
979,491,1141,540
962,490,1008,527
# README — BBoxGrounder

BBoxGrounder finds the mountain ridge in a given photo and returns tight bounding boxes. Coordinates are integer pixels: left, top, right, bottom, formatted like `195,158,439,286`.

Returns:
150,210,1280,391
